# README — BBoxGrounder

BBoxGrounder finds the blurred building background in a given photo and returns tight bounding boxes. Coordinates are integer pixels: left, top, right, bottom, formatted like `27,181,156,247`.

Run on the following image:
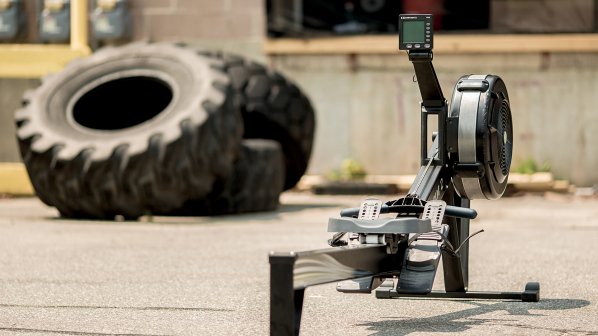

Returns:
1,0,598,186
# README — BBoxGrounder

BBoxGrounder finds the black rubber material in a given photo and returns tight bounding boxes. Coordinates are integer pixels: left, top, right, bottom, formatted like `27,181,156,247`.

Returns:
15,42,243,219
450,75,513,200
195,50,315,191
203,139,285,215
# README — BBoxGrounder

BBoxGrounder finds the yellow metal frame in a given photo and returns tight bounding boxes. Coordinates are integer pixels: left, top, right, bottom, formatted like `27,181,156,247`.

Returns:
264,34,598,55
0,0,91,78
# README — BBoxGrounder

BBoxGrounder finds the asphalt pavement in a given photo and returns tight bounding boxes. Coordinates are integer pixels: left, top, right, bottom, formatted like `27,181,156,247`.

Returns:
0,192,597,335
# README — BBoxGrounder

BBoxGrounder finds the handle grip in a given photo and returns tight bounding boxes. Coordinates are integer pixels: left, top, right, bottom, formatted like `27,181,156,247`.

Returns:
340,204,477,219
444,206,477,219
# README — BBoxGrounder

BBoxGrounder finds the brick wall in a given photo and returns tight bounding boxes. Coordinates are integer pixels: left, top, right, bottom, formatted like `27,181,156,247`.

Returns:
130,0,265,42
15,1,265,47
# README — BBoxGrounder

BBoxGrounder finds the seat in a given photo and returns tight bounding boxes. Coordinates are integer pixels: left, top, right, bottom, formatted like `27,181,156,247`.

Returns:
328,217,431,234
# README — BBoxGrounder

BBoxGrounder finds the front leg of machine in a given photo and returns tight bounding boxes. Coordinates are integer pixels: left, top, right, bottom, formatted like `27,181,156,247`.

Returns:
269,253,303,336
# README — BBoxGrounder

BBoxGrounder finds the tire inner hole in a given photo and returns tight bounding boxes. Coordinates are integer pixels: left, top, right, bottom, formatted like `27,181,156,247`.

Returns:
73,76,173,131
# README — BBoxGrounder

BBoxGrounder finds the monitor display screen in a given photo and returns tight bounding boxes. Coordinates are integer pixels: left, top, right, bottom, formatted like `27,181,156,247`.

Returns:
402,20,426,43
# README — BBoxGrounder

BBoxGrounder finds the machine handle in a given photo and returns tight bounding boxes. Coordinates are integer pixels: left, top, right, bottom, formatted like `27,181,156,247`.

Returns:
444,205,478,219
340,204,477,219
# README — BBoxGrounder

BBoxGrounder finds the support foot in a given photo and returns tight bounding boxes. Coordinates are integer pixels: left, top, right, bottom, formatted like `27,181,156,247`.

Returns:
376,279,540,302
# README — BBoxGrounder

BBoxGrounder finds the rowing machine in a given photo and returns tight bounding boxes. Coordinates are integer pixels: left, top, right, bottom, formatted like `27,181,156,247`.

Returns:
269,14,536,336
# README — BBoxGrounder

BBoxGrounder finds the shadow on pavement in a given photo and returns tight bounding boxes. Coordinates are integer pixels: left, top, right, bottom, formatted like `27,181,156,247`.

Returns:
152,202,341,224
48,202,341,224
357,299,592,335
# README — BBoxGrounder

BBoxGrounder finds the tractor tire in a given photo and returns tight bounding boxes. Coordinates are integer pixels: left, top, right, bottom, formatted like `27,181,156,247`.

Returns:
15,42,243,219
194,50,315,191
200,139,285,215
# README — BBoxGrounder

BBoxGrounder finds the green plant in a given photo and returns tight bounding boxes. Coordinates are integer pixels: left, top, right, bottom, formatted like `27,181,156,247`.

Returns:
515,158,550,175
328,158,367,181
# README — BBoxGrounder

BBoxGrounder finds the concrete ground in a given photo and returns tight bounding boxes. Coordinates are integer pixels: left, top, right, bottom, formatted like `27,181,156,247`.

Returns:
0,192,597,335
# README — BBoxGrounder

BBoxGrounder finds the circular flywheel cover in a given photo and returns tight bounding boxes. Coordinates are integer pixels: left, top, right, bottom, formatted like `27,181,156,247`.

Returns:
449,75,513,200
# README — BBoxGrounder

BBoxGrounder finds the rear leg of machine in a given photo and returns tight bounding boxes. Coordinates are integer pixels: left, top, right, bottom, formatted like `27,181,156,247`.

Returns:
441,185,468,292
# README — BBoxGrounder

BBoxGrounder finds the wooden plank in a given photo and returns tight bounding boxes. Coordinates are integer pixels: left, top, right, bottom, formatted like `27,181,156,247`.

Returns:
0,162,34,196
297,173,573,194
296,174,416,192
264,34,598,55
71,0,89,51
0,44,91,78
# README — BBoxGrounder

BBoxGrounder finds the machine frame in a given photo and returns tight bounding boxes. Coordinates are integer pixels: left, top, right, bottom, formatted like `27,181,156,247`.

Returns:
269,16,538,336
